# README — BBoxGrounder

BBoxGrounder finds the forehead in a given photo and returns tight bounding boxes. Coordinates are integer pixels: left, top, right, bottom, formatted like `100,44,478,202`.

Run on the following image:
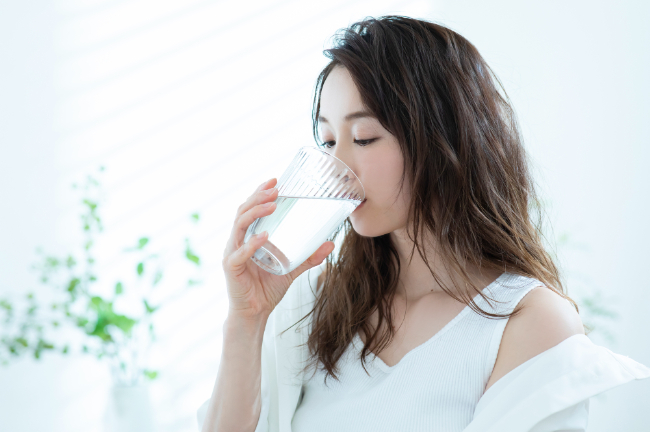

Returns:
319,66,366,120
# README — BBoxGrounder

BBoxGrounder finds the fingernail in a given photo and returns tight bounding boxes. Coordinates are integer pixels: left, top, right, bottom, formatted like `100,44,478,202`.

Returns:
265,187,276,195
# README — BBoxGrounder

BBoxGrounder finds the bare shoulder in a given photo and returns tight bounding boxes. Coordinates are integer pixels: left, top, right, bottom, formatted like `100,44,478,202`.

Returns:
484,285,584,392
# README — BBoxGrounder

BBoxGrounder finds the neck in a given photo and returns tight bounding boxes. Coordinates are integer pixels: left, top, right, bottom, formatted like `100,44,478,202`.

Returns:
389,227,503,303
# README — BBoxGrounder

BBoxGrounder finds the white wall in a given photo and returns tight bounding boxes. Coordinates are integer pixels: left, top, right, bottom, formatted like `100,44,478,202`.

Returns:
0,0,648,431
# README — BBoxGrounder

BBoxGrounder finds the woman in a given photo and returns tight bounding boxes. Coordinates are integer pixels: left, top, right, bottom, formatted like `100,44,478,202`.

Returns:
198,16,649,432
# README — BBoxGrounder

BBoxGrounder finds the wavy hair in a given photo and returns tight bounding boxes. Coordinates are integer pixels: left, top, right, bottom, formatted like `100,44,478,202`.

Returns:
282,15,577,385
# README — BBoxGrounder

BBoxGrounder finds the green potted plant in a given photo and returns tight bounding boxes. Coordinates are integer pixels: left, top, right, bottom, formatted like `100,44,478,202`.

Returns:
0,166,204,431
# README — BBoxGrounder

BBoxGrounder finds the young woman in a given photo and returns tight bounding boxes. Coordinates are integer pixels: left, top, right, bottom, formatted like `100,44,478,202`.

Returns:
198,16,649,432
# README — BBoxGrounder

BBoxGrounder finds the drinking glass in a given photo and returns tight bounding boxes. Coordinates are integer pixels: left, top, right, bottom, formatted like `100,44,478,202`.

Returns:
244,146,365,275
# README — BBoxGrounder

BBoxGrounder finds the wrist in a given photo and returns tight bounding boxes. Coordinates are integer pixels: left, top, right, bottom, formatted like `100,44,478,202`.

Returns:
223,309,270,339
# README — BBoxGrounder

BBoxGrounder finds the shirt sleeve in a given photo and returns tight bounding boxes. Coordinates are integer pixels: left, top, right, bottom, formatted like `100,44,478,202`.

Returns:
464,334,650,432
528,399,589,432
196,398,209,431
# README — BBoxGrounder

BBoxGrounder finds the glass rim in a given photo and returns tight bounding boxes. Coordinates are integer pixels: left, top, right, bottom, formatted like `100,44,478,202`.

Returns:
300,145,366,201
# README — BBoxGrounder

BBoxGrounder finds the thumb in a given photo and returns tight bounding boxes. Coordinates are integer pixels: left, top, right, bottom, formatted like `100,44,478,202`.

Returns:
287,241,335,281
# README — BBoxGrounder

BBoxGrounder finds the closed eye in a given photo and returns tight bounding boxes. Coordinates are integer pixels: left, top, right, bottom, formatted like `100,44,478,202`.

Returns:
318,138,377,149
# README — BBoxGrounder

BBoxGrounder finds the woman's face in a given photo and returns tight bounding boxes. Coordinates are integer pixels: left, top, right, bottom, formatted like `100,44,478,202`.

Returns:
318,65,411,237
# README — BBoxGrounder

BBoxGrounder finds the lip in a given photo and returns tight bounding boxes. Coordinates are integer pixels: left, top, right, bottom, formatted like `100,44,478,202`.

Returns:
355,199,367,210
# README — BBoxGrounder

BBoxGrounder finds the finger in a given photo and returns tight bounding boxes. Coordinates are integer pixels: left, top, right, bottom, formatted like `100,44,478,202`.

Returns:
235,178,278,219
259,177,278,192
233,200,277,248
223,177,278,259
226,178,278,253
231,186,278,247
287,241,336,281
226,231,269,270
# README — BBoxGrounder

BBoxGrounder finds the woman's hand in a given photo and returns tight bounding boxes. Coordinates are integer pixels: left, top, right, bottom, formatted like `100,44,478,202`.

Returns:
222,178,335,320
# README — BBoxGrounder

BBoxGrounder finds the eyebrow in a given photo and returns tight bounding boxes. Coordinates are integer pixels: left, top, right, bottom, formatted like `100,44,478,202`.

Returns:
318,110,375,124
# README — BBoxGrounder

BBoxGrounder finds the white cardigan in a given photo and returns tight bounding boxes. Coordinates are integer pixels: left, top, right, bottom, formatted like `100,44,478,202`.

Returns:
197,264,650,431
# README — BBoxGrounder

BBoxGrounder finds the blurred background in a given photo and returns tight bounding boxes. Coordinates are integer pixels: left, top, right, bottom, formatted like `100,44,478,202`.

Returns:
1,0,648,431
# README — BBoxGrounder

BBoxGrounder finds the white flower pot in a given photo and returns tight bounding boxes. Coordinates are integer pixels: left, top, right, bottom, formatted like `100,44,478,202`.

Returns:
103,383,155,432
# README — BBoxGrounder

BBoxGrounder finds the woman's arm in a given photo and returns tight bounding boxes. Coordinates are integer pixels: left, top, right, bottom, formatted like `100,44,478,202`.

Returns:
200,311,270,432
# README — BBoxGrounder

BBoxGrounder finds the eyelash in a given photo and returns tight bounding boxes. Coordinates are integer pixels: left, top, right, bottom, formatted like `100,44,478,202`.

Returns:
319,138,376,149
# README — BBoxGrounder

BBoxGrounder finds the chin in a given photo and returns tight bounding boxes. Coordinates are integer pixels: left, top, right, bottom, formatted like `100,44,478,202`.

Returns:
349,216,388,238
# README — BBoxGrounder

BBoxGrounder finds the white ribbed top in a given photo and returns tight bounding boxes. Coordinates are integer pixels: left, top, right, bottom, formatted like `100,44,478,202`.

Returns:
291,272,545,432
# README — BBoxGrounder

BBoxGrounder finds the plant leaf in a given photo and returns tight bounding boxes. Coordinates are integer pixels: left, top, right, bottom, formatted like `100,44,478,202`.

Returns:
111,314,137,334
45,256,60,268
153,270,163,286
185,239,200,266
143,299,158,314
89,296,105,311
83,199,97,212
67,278,80,293
115,282,123,295
143,369,158,380
137,262,144,276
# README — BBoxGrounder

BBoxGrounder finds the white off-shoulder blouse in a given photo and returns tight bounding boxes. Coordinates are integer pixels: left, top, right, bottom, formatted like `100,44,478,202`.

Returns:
197,264,650,431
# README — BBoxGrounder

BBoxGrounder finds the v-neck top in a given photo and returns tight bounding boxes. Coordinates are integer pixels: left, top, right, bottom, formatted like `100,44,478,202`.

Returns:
349,273,501,373
290,272,547,432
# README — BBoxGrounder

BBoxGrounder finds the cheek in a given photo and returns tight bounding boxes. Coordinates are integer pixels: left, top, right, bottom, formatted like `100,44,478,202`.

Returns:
361,148,405,203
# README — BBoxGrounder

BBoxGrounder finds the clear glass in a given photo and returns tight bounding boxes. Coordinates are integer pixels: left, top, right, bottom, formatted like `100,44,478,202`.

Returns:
244,146,365,275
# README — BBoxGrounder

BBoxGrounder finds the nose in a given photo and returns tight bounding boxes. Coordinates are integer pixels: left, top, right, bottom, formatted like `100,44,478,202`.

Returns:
330,142,362,193
332,142,353,172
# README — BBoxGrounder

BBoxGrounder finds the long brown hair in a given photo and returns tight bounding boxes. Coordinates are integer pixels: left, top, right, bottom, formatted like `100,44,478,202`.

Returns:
283,15,577,385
